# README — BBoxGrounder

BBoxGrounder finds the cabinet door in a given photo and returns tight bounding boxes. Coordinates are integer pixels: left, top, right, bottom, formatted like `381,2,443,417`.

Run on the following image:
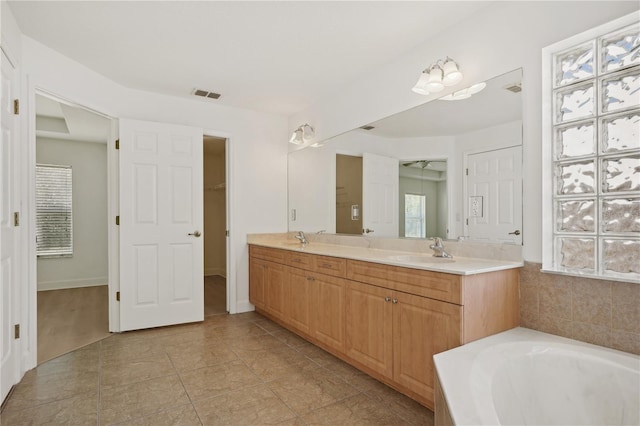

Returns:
249,258,266,309
345,281,393,378
311,273,346,353
287,267,312,334
392,292,462,408
265,262,287,320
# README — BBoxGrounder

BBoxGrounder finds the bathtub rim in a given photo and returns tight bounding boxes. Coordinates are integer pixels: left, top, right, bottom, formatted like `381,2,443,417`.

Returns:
433,326,640,425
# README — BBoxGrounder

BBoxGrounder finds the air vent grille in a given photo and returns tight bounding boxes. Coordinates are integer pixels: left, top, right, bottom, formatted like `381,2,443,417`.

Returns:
360,125,375,131
505,83,522,93
193,89,221,99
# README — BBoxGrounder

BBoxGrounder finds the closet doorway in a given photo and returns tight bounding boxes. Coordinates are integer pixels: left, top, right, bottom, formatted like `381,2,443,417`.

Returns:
35,93,111,364
203,136,227,315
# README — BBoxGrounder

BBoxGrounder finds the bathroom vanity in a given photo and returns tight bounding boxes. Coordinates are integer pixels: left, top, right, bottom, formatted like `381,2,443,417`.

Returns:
248,235,522,409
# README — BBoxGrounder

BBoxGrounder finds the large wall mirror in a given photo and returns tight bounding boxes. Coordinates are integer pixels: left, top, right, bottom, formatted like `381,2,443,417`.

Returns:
288,68,523,244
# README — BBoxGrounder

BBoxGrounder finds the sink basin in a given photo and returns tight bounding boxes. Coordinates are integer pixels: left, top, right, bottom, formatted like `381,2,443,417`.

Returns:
389,255,455,264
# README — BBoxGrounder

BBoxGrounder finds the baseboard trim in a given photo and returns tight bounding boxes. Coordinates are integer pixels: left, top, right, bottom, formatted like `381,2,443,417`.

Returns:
38,277,107,291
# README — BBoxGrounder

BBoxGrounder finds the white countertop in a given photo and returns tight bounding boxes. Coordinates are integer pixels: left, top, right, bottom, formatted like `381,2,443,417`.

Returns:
248,238,523,275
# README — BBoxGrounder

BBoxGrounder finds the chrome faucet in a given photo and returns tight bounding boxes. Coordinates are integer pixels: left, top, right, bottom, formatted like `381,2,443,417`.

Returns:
294,231,308,246
429,237,452,258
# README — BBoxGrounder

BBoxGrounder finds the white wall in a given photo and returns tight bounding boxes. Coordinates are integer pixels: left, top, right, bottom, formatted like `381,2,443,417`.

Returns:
290,1,640,262
36,138,108,290
20,36,289,314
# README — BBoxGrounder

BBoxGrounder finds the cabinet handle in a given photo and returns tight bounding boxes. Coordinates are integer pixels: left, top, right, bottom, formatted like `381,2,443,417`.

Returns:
293,259,301,263
306,276,315,281
320,263,332,268
392,299,398,304
384,297,391,302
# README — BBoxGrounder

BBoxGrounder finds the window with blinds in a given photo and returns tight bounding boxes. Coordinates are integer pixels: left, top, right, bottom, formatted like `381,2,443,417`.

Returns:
36,164,73,257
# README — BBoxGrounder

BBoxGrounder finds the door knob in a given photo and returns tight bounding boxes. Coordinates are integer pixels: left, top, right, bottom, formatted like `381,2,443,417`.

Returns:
188,231,202,237
508,230,521,236
363,228,375,234
384,297,391,302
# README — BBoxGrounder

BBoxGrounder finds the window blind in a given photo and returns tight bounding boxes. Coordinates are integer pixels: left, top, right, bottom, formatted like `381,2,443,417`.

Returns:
36,164,73,256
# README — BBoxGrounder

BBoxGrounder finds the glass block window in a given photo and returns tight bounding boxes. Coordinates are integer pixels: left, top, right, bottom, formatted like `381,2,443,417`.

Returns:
550,21,640,281
36,164,73,257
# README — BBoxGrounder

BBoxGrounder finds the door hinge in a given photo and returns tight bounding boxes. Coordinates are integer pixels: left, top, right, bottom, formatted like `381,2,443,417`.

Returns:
115,215,120,225
14,324,20,339
115,139,120,150
466,168,469,176
13,99,19,115
225,230,229,237
116,291,120,302
466,218,469,225
13,212,19,226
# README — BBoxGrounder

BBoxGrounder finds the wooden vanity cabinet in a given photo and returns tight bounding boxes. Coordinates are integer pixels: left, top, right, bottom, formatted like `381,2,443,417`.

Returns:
248,244,519,410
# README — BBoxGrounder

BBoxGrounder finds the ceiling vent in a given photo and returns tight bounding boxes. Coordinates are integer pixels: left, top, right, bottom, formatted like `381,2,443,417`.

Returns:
193,89,221,100
504,83,522,93
360,125,375,131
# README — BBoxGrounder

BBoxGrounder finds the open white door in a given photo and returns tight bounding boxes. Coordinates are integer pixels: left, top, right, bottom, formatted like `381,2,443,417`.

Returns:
1,50,20,403
363,153,399,237
466,145,523,243
119,119,204,331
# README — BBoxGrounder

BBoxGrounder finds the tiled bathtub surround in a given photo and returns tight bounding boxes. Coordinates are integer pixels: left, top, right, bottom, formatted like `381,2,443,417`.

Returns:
519,262,640,355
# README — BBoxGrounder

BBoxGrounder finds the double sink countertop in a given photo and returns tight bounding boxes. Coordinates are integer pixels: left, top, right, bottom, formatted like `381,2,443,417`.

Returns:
248,234,523,276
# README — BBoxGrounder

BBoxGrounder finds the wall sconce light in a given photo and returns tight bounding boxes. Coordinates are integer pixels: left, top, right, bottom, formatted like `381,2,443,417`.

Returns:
289,123,315,145
439,82,486,101
412,57,463,95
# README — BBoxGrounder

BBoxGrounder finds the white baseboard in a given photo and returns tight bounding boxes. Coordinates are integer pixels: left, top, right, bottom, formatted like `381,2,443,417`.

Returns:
235,299,255,314
205,267,226,277
38,277,108,291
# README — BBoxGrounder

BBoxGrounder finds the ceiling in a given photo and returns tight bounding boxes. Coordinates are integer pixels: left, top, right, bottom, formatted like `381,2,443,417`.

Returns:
9,1,494,116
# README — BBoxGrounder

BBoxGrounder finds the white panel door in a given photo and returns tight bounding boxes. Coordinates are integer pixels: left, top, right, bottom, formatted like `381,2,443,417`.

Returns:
119,119,204,331
1,50,19,404
467,146,523,244
363,153,399,237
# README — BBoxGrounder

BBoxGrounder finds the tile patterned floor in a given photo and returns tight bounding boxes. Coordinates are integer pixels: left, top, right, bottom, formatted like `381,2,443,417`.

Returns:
0,312,434,425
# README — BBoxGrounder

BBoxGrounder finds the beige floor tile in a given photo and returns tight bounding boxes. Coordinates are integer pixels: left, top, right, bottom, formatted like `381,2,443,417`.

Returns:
271,329,311,348
0,394,98,426
364,381,434,425
321,359,384,393
166,341,238,373
100,353,177,387
254,319,287,333
23,343,100,380
206,322,269,339
194,384,296,425
101,336,167,364
266,368,359,416
228,334,290,356
302,393,409,425
117,403,202,426
294,344,341,367
4,370,98,412
99,374,190,425
240,347,321,381
179,360,262,402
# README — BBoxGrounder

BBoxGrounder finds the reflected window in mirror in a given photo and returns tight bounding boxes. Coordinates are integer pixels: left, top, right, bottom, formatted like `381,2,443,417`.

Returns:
404,194,426,238
543,15,639,282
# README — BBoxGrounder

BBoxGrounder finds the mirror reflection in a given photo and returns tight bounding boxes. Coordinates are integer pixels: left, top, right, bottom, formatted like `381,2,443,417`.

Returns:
288,68,523,243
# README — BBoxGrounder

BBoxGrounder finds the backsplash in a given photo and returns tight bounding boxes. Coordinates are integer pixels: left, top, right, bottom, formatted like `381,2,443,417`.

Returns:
519,262,640,355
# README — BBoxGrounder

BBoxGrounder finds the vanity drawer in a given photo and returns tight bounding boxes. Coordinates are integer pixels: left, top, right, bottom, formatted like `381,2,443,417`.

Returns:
346,260,462,304
249,245,287,264
287,251,314,269
314,255,347,278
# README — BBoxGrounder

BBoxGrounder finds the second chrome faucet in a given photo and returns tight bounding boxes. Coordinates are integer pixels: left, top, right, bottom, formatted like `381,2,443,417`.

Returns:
429,237,452,258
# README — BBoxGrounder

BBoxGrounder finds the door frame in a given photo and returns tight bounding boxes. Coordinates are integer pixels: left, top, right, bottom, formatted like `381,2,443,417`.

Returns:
204,130,234,313
25,86,118,370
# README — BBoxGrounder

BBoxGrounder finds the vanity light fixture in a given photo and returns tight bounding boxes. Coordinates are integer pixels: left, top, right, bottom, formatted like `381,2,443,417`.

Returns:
288,123,315,145
439,82,486,101
412,57,463,95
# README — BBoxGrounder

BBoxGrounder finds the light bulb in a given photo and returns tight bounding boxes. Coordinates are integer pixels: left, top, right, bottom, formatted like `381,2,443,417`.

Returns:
411,72,430,95
302,124,315,142
289,128,303,144
425,65,444,93
442,59,463,86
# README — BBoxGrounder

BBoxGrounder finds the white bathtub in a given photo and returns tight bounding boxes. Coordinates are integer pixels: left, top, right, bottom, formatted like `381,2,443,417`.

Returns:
433,327,640,425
